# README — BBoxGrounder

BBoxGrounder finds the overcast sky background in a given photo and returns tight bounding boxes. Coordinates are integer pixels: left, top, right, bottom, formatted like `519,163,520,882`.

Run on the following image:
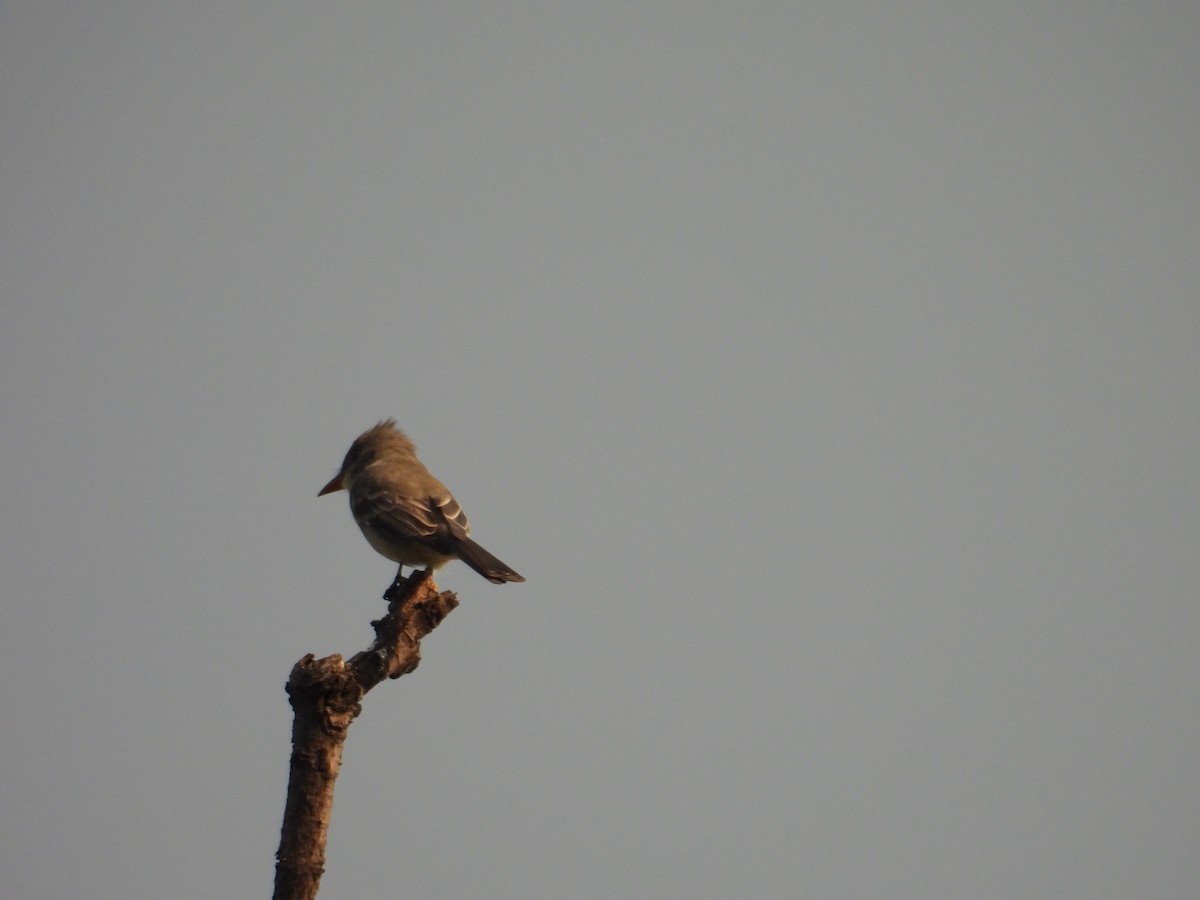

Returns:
2,3,1198,898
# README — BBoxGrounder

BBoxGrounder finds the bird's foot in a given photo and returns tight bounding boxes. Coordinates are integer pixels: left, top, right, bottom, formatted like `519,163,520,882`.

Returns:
382,565,408,602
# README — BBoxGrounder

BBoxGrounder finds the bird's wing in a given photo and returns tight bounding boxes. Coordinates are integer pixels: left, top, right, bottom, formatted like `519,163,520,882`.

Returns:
351,484,471,545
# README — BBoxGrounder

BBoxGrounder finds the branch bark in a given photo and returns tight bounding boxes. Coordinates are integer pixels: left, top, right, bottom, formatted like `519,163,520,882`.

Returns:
273,570,459,900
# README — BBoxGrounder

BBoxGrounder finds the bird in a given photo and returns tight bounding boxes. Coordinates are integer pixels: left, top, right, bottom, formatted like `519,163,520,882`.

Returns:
319,420,524,584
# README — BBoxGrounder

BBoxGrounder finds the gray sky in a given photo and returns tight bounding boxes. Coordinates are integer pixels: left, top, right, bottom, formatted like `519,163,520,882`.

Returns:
2,3,1198,898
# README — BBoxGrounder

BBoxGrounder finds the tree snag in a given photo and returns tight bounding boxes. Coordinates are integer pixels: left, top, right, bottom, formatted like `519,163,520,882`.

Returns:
272,570,459,900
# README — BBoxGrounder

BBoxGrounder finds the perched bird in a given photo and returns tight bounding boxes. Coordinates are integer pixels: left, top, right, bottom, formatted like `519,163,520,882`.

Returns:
319,420,524,584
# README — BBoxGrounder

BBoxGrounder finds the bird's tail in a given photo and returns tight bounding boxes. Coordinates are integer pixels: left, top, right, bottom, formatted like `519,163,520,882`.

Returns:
454,538,525,584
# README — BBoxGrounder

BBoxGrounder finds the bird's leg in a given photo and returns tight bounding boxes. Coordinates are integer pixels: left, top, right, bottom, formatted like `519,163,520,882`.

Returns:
383,564,407,602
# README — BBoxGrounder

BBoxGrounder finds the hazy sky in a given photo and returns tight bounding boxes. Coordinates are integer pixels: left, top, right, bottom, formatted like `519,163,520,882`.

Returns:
2,3,1198,898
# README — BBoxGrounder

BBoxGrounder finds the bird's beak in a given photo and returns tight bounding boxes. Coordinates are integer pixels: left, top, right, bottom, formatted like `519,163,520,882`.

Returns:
318,473,345,496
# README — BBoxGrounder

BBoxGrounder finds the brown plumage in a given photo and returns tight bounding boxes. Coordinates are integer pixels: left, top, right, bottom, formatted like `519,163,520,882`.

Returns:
319,421,524,584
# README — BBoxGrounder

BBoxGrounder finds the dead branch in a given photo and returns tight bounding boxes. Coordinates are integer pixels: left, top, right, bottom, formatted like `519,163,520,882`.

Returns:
272,570,459,900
